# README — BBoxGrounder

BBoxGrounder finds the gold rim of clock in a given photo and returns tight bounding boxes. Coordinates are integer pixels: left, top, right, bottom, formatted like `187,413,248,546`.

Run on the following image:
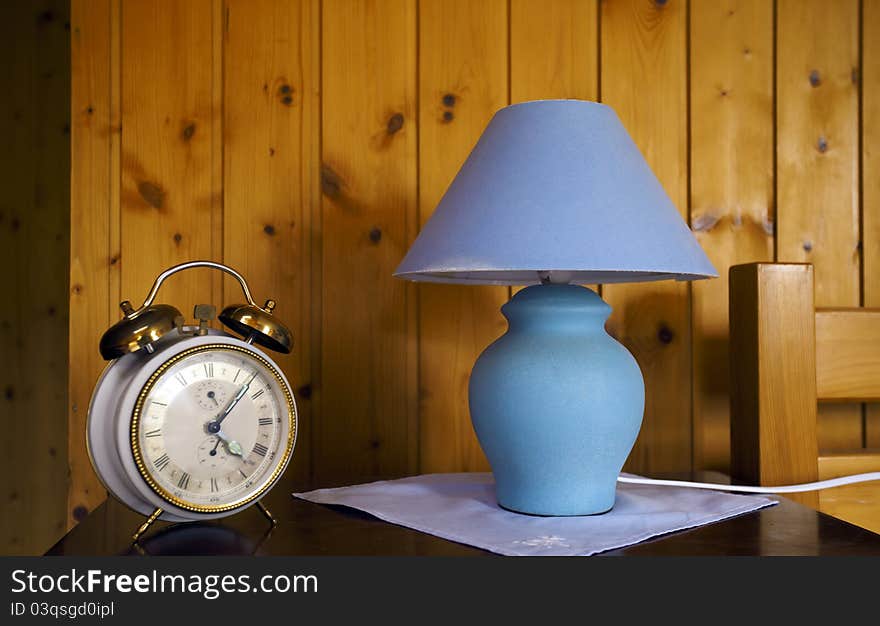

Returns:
130,343,296,514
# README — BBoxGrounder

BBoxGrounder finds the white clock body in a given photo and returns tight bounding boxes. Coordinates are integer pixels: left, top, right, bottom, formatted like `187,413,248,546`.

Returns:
88,328,297,522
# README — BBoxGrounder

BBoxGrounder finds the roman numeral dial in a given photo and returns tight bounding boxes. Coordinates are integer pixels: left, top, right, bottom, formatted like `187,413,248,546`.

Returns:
133,344,295,512
177,472,191,490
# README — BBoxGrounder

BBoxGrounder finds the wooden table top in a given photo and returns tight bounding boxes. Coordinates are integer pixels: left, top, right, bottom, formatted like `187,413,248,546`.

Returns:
47,473,880,556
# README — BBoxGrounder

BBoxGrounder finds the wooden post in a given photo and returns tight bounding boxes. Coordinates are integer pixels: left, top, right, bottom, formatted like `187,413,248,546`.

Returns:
729,263,819,508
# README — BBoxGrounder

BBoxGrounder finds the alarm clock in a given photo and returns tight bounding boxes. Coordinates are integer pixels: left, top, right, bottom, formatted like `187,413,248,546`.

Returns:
87,261,298,541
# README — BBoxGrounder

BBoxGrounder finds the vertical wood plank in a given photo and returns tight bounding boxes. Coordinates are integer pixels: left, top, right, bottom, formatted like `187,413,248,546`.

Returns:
67,0,113,526
223,0,319,485
417,0,508,473
777,0,861,450
30,1,71,546
211,0,224,323
601,0,690,473
108,0,121,335
690,0,774,470
729,263,819,509
0,0,70,555
864,0,880,446
120,0,220,320
68,0,115,532
510,0,598,103
319,0,418,481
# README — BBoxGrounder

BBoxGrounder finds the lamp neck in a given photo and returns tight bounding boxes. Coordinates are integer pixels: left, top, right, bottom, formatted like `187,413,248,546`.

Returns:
537,270,575,285
500,283,611,331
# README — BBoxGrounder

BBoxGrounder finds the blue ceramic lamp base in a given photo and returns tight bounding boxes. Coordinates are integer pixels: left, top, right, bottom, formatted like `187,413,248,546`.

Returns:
469,284,645,516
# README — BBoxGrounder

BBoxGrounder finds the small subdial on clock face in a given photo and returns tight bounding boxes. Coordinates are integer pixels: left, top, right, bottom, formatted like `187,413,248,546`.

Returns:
193,380,229,411
196,436,235,472
134,345,293,511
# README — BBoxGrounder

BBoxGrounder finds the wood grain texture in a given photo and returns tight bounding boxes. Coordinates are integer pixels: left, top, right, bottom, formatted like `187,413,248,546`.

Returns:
690,0,774,471
729,263,819,508
417,0,508,473
120,0,220,320
776,0,862,450
815,309,880,401
319,0,418,481
600,0,690,473
52,0,880,544
0,0,70,555
509,0,597,103
68,0,115,534
864,0,880,446
223,0,319,484
209,2,224,324
108,0,121,355
818,451,880,534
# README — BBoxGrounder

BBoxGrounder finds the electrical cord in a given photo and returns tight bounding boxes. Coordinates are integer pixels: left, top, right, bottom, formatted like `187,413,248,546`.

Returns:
617,472,880,494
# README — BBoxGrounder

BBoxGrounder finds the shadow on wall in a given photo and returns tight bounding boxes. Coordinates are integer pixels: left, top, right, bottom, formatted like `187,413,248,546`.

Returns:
607,288,692,475
0,0,70,556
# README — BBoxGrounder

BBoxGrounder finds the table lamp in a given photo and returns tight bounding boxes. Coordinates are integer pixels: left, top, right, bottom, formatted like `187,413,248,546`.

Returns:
395,100,716,516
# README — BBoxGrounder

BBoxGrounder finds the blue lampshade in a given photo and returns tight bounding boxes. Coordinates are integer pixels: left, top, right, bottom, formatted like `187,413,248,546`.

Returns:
395,99,716,285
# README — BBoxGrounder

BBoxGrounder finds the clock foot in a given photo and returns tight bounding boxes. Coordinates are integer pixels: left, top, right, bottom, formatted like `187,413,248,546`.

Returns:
132,507,164,542
256,501,277,527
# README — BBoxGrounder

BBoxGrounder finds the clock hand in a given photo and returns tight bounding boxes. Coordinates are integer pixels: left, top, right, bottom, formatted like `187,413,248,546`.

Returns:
204,371,253,456
216,383,248,423
215,430,244,458
206,370,257,433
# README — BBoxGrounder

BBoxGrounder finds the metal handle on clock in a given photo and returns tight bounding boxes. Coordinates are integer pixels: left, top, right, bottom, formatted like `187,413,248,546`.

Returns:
140,261,291,353
137,260,257,313
100,260,292,359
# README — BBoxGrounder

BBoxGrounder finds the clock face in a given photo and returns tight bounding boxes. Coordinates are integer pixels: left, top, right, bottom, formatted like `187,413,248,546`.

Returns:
130,344,295,513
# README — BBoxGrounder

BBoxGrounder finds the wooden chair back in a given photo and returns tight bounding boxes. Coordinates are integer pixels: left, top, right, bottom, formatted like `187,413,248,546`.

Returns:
729,263,880,533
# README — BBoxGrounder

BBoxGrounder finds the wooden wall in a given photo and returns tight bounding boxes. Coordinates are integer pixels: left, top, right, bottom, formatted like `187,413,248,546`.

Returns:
56,0,880,549
0,0,70,556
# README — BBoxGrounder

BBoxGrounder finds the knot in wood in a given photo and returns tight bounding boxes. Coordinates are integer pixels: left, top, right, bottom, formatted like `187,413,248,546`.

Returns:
387,113,404,134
